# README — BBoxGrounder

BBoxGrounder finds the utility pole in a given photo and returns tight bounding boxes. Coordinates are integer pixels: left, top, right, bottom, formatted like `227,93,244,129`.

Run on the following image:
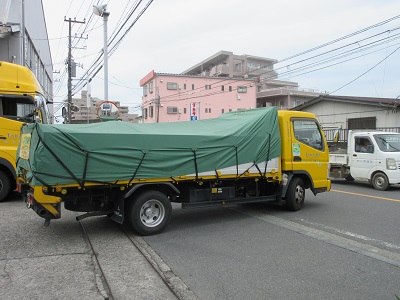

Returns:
64,17,85,123
93,5,110,102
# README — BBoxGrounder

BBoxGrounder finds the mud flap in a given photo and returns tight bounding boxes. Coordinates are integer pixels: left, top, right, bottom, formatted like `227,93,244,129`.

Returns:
111,196,124,224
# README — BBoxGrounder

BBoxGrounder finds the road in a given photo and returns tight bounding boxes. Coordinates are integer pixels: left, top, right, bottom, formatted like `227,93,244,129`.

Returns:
143,181,400,299
1,181,399,299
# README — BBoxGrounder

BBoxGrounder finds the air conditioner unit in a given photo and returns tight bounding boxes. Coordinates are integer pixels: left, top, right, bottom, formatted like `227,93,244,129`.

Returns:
178,85,181,89
237,94,241,100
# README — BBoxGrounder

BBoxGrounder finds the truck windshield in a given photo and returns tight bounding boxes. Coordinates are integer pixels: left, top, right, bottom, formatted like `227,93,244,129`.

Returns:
0,96,36,122
374,134,400,152
0,94,50,124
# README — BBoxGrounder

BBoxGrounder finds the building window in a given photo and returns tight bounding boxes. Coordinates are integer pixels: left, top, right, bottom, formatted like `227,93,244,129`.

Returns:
229,109,232,112
234,63,241,71
348,117,376,130
184,83,186,90
292,99,301,108
209,108,211,113
149,106,154,117
143,85,148,96
205,108,208,113
221,109,224,114
149,81,154,93
192,84,195,90
167,82,178,90
205,84,211,90
167,106,178,114
221,85,224,91
183,107,187,114
229,86,232,92
143,108,148,119
238,86,247,93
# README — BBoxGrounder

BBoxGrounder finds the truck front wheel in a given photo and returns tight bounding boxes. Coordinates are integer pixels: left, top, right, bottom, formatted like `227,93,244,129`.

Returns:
127,191,172,235
0,170,11,202
372,172,389,191
285,177,305,211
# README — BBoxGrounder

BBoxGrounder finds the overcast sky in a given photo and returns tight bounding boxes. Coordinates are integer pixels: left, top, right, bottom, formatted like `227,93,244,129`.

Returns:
42,0,400,118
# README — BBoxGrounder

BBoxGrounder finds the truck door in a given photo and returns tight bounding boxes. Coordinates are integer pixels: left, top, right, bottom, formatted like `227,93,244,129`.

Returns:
291,118,329,189
349,136,376,180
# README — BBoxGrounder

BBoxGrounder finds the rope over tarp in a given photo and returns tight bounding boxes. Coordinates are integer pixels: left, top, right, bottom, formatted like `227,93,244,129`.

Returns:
16,107,282,186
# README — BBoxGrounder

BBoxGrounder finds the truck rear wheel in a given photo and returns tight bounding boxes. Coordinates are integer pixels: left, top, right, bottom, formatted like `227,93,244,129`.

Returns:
127,190,172,235
372,172,389,191
0,170,11,202
285,177,305,211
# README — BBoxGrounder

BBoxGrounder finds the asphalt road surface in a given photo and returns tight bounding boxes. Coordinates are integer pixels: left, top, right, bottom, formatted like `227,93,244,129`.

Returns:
143,181,400,300
1,181,399,299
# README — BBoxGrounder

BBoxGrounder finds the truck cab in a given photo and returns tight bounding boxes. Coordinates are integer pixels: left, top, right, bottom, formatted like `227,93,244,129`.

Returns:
0,62,51,201
329,130,400,190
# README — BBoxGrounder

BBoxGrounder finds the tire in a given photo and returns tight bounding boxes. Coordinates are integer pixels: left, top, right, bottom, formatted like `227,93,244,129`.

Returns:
0,170,12,202
371,172,389,191
127,190,172,236
285,177,305,211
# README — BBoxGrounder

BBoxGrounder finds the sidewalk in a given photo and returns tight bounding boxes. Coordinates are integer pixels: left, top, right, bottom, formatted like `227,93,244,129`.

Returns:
0,192,181,300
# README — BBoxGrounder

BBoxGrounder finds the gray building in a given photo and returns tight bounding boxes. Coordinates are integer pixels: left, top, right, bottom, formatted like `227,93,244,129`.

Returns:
0,0,53,102
182,50,322,110
70,91,139,124
293,95,400,141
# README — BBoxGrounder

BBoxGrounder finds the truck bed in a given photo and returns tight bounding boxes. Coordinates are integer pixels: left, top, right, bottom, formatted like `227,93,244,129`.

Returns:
329,148,348,165
16,107,282,187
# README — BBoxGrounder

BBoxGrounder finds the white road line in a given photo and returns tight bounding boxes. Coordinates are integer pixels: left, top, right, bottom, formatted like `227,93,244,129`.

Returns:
298,218,400,250
231,207,400,268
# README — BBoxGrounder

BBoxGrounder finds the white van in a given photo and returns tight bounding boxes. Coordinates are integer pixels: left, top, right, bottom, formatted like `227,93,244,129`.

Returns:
329,130,400,190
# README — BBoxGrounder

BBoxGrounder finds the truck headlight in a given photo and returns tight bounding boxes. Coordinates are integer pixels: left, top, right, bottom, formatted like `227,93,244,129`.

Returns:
386,158,397,170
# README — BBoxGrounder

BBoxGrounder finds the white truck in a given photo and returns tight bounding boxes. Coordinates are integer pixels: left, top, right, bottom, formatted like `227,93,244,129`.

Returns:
329,130,400,190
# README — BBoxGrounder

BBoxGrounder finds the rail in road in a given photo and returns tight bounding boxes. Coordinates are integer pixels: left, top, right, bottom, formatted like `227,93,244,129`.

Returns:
79,219,199,300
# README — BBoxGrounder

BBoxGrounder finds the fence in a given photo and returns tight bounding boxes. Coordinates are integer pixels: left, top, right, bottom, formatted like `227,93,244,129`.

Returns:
324,127,400,142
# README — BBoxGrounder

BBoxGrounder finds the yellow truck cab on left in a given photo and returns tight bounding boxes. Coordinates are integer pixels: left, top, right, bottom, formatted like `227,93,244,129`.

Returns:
0,61,50,201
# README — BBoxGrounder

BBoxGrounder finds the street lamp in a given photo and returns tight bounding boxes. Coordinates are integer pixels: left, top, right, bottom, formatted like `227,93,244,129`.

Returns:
93,4,110,101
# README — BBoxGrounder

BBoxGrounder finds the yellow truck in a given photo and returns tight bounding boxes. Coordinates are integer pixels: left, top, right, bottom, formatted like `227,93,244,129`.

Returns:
16,107,330,235
0,61,51,201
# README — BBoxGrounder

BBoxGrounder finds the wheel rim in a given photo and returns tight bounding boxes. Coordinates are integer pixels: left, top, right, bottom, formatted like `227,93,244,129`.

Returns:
139,199,165,228
295,185,304,204
374,176,386,189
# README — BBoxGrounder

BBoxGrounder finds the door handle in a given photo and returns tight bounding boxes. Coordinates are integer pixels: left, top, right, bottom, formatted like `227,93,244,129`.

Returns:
0,135,6,140
294,156,302,162
353,154,357,157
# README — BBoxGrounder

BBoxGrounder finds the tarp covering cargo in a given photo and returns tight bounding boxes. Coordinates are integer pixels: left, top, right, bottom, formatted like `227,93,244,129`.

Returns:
16,107,281,186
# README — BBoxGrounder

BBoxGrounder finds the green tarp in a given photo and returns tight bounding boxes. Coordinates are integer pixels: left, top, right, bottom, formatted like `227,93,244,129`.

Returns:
16,107,281,186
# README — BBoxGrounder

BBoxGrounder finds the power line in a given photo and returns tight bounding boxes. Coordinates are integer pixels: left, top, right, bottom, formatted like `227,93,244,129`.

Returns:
279,14,400,63
141,18,400,105
329,44,400,95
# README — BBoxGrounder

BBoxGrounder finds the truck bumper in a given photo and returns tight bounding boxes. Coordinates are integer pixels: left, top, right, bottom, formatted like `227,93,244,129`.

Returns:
20,185,62,220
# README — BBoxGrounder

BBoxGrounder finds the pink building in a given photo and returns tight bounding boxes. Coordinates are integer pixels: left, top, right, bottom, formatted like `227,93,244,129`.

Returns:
140,70,257,123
